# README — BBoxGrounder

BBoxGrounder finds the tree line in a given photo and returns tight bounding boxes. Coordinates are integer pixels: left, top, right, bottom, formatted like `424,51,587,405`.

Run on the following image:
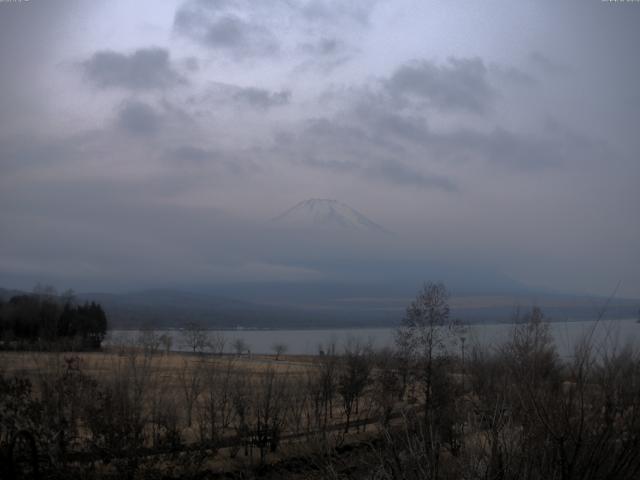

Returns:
0,285,108,350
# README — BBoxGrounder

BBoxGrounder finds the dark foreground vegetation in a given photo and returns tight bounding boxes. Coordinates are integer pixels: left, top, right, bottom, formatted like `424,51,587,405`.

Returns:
1,283,640,479
0,286,108,351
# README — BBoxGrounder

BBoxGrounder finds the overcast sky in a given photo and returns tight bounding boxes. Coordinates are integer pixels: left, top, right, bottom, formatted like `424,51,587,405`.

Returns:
0,0,639,297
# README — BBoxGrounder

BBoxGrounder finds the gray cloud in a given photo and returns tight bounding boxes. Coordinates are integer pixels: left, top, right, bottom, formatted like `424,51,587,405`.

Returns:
296,37,355,71
273,116,456,192
163,145,261,181
300,38,344,56
173,0,376,63
82,48,183,90
364,161,456,191
116,100,161,136
316,66,597,174
233,87,290,109
0,135,87,174
204,16,278,54
164,145,252,175
166,145,217,164
403,115,615,173
187,83,291,111
174,5,279,57
300,0,377,25
300,152,456,192
387,57,494,114
429,128,568,171
490,64,537,86
350,102,431,147
528,51,568,75
182,56,200,72
274,71,598,188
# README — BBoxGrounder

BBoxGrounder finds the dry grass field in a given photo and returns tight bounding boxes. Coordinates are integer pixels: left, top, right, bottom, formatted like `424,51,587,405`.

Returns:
0,346,395,478
3,305,640,479
0,349,315,379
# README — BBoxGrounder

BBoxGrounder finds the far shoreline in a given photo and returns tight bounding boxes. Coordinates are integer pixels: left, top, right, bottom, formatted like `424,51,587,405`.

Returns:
107,316,639,332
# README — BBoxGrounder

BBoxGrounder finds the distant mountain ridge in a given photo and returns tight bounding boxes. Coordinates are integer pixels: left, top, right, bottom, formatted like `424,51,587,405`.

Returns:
272,199,389,233
2,286,638,329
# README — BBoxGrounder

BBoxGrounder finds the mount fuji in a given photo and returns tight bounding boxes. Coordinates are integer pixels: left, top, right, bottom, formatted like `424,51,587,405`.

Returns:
271,199,389,234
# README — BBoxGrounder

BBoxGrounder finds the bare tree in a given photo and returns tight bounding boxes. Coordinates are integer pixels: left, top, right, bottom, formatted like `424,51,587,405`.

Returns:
337,339,372,433
60,288,76,306
178,359,204,428
286,377,309,436
251,367,289,461
158,333,172,355
230,372,251,458
137,328,161,355
197,357,236,446
371,348,403,426
271,342,288,360
395,282,459,477
396,283,458,399
304,368,325,435
208,331,226,355
314,341,339,430
181,322,208,354
82,350,156,476
232,338,248,356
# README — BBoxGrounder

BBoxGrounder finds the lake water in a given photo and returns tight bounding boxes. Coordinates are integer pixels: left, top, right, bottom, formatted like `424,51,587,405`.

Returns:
106,318,640,358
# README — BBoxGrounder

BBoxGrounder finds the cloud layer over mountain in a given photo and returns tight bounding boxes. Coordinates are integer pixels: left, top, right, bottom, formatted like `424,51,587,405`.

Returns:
0,0,638,297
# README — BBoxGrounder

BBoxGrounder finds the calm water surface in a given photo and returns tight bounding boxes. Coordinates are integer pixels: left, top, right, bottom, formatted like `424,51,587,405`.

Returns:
107,318,640,357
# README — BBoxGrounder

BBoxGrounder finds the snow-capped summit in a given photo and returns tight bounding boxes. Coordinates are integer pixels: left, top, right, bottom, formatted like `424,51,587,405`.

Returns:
272,199,388,233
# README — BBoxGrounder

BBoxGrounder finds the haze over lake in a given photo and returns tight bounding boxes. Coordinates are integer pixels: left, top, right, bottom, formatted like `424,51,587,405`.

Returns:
108,318,640,358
